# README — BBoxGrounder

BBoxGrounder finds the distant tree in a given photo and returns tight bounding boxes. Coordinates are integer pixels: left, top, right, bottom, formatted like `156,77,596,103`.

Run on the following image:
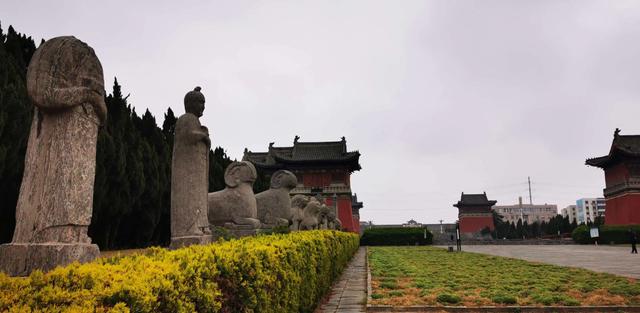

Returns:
492,210,510,239
516,219,524,239
209,147,233,192
0,24,36,243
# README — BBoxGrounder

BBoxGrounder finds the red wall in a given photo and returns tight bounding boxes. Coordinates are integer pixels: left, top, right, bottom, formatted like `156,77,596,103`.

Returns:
301,171,358,233
302,171,351,187
352,214,360,233
323,197,357,233
459,216,494,233
605,194,640,225
303,173,332,187
605,164,629,187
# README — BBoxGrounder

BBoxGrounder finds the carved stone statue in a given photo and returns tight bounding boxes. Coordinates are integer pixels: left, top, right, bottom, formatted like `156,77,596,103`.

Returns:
256,170,297,227
326,211,342,230
299,197,324,230
317,204,332,230
289,195,310,230
170,87,212,249
208,161,262,234
0,36,104,276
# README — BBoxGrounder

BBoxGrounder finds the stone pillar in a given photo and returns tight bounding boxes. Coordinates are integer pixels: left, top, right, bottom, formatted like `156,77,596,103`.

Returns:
170,87,212,249
0,36,105,276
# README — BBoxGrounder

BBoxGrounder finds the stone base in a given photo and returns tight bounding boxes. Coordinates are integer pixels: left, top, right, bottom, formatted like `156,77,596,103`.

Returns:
223,223,258,238
169,235,213,250
0,242,100,276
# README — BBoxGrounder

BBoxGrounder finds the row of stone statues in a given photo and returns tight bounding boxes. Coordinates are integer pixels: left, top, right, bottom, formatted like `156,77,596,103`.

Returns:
171,152,343,248
0,35,344,276
168,70,342,249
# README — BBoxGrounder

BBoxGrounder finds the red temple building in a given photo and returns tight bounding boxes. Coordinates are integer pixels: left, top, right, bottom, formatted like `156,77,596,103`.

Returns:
586,129,640,225
242,136,363,233
453,192,496,234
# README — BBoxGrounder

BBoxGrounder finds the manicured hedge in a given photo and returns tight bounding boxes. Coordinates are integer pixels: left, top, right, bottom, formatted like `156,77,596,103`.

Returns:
360,227,432,246
0,230,359,313
572,224,640,244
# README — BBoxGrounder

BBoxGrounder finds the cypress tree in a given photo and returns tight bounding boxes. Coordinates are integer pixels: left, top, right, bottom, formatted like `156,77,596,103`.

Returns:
0,24,35,243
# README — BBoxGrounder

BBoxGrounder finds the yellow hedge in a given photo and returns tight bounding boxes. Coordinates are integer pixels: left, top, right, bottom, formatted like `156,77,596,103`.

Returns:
0,230,360,313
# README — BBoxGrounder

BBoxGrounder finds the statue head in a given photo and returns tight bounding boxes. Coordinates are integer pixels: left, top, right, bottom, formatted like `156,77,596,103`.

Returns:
270,170,297,190
291,195,310,209
184,86,205,117
224,161,257,188
318,204,331,217
26,36,106,120
304,197,323,214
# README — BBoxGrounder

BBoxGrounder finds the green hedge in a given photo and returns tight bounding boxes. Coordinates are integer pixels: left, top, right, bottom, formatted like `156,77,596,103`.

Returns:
360,227,432,246
572,224,640,244
0,230,360,313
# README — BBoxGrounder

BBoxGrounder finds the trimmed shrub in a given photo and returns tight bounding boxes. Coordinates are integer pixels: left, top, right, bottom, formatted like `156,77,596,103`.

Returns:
0,230,359,313
360,227,432,246
436,293,461,304
572,224,640,244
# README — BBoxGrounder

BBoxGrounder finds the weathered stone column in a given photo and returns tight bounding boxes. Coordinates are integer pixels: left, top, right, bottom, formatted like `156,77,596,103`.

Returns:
170,87,212,249
0,36,104,276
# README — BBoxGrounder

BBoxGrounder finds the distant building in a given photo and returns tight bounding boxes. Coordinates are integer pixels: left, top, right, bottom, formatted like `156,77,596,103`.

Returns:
492,197,557,224
574,198,605,224
363,220,456,235
586,129,640,225
402,219,422,227
454,192,496,233
561,205,578,223
243,136,362,232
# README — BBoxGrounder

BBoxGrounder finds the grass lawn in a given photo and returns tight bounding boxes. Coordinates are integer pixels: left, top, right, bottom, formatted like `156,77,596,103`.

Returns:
368,246,640,307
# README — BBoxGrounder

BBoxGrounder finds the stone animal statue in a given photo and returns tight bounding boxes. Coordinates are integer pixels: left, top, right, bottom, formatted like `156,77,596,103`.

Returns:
326,211,342,230
208,161,261,229
256,170,298,227
170,87,211,248
289,195,310,230
317,204,332,230
299,197,325,230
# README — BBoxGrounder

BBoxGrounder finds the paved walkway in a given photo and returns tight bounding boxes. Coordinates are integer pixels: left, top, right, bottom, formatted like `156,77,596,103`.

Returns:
318,247,367,313
458,245,640,279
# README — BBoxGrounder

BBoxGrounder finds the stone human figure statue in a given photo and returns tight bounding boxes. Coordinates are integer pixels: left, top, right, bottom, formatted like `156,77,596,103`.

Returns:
256,170,298,227
0,36,104,276
170,87,212,248
208,161,262,232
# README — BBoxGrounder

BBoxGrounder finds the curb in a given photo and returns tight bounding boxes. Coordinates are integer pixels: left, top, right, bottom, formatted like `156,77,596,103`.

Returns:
366,305,640,312
366,246,372,304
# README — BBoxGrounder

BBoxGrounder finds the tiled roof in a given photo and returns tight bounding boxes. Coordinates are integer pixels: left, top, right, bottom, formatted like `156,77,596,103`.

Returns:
454,192,497,207
586,129,640,168
243,137,361,171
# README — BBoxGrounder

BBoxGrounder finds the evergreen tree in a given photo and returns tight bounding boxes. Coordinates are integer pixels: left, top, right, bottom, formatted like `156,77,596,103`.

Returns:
0,24,35,243
209,147,233,192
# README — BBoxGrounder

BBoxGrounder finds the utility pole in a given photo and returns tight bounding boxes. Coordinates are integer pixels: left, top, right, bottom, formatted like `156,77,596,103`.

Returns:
528,176,533,205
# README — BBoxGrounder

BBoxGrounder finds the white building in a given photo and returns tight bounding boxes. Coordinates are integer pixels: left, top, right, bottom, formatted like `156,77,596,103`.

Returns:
492,197,558,224
574,198,605,224
561,205,578,223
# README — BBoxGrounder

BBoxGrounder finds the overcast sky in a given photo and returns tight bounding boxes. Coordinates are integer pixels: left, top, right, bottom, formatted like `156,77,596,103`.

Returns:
4,1,640,224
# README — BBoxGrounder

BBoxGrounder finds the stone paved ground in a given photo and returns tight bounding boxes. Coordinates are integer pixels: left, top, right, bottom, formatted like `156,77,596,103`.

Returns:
457,244,640,279
317,247,367,313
